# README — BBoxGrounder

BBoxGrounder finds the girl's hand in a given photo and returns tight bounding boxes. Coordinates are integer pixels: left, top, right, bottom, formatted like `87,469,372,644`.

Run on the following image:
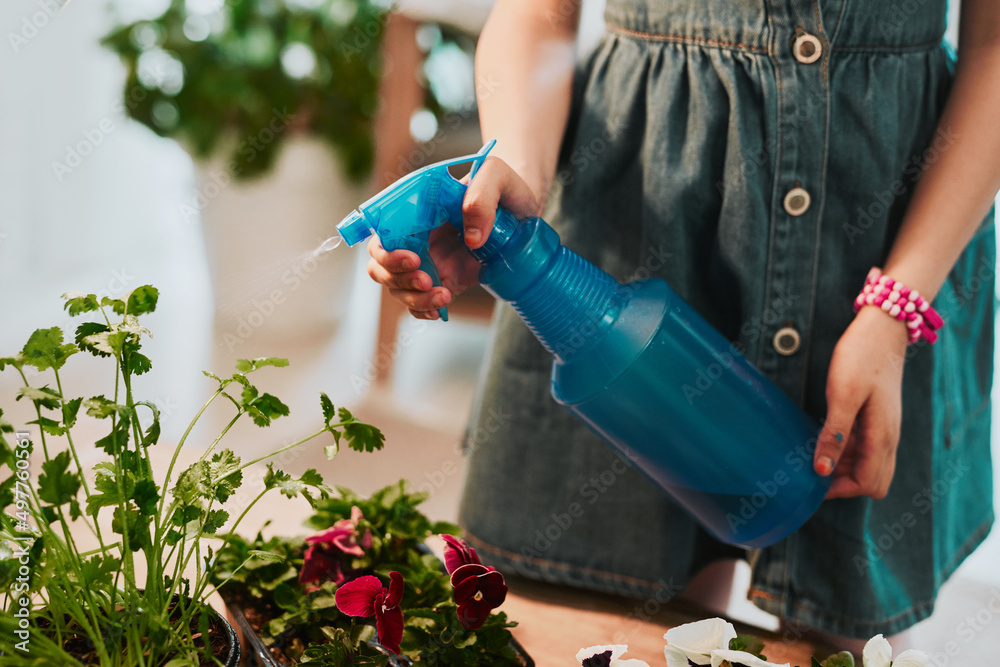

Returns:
813,306,910,499
366,157,541,320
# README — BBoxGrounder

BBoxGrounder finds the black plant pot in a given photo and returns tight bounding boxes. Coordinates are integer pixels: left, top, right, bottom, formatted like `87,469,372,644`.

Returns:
164,595,242,667
208,602,242,667
165,594,241,667
25,595,240,666
226,604,409,667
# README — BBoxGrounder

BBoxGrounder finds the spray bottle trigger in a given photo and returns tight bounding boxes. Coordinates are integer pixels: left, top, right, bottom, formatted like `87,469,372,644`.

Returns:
397,235,448,322
416,244,448,321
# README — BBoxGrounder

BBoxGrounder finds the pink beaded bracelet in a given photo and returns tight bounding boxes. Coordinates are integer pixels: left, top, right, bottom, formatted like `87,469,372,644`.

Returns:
853,267,944,344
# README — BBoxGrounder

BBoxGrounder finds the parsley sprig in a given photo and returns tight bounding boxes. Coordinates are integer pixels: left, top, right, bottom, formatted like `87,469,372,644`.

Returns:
0,286,383,665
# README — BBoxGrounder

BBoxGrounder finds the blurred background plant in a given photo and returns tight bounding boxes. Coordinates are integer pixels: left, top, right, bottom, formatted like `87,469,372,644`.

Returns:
99,0,469,181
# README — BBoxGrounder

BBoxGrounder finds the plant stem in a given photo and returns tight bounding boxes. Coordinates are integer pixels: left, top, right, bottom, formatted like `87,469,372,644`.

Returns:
235,426,330,472
195,487,269,600
199,411,242,462
156,387,225,521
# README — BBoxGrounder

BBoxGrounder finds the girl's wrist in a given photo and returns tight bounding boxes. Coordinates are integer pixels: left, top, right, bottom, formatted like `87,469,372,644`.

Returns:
852,267,945,345
851,304,911,351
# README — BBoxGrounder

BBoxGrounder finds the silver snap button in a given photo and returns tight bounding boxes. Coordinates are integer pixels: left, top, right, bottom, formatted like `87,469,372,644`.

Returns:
793,33,822,64
783,187,811,216
773,327,801,356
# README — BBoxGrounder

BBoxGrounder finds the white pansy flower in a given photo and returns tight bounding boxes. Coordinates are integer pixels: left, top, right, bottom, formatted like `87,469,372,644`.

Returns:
890,650,933,667
861,635,932,667
863,635,931,667
664,618,738,666
576,644,651,667
710,649,790,667
863,635,893,667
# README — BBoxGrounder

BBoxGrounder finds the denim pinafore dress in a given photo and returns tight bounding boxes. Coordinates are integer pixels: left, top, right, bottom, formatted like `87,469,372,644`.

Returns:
458,0,995,637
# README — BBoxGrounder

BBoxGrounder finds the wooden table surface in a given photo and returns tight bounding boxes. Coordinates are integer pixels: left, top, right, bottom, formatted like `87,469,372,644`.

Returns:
501,575,833,666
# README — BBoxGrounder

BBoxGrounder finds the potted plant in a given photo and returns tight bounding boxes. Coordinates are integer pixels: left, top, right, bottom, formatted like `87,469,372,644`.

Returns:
99,0,421,352
210,481,533,666
0,285,385,665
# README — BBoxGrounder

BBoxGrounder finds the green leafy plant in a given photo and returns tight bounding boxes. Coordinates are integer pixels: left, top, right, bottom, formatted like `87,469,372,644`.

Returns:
211,482,527,665
0,285,384,665
100,0,404,180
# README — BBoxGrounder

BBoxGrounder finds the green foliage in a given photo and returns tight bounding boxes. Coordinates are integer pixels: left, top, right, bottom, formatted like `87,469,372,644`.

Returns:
318,395,385,456
211,483,516,666
0,285,385,666
264,464,332,502
815,652,855,667
20,327,76,371
99,0,399,181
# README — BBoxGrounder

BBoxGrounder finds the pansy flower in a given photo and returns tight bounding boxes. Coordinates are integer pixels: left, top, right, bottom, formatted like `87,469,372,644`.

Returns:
709,649,789,667
299,506,372,587
450,563,508,630
439,534,509,630
576,644,651,666
862,634,932,667
663,618,738,667
441,534,481,573
298,544,346,587
334,571,405,654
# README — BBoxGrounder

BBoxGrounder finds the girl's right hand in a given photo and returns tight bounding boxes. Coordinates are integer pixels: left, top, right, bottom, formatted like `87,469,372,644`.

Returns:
365,156,542,320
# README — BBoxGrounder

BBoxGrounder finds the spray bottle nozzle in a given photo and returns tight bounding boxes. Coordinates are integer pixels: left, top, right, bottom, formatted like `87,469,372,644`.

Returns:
335,140,499,320
337,209,368,247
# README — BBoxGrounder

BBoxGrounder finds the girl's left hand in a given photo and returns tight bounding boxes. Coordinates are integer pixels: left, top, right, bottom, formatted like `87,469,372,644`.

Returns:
813,306,910,499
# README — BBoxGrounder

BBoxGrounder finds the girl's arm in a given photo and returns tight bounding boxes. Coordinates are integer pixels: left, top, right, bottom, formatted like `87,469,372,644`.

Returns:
881,0,1000,296
467,0,582,215
366,0,582,318
815,0,1000,499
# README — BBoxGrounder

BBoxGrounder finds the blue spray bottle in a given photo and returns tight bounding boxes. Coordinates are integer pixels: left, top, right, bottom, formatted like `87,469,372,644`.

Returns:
337,141,831,548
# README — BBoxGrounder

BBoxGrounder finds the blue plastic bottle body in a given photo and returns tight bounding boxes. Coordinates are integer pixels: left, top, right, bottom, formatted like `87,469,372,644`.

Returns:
552,280,831,547
477,215,831,548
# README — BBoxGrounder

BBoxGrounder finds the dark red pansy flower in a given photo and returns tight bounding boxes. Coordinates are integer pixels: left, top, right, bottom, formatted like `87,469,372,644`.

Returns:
440,534,482,574
335,571,405,654
450,563,508,631
299,506,372,588
298,544,345,587
305,505,372,557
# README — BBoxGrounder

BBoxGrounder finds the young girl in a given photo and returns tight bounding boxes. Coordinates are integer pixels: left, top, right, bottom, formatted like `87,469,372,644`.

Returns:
367,0,998,648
